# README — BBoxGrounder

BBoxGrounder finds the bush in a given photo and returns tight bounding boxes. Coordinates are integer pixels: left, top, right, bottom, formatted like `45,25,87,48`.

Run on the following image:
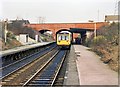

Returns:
97,22,118,45
7,31,16,40
91,35,107,46
84,38,92,47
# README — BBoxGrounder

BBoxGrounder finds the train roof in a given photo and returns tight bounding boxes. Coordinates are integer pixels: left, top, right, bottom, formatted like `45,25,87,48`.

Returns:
59,31,71,33
56,29,72,34
56,31,72,34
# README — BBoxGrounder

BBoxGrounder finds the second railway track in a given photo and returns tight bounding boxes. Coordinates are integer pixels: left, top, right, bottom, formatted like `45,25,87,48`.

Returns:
1,43,59,86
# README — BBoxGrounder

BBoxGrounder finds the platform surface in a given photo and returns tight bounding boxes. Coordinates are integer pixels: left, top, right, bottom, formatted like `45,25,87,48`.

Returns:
63,45,79,85
74,45,118,85
0,42,53,56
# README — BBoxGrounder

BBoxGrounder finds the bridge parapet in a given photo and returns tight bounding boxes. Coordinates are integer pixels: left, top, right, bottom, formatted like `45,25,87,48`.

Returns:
26,22,108,39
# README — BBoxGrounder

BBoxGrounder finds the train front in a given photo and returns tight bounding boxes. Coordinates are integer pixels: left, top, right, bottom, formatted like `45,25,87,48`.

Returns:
56,30,72,50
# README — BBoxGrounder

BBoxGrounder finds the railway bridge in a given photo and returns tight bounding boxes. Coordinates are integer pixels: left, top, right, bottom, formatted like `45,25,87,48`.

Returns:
26,22,108,41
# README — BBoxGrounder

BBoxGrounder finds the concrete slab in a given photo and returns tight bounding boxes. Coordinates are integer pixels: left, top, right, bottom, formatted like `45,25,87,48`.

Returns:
63,45,79,85
74,45,118,85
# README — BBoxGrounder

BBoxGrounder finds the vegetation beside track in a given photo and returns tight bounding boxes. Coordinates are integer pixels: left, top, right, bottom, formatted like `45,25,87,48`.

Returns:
1,20,54,50
0,31,22,50
85,22,118,72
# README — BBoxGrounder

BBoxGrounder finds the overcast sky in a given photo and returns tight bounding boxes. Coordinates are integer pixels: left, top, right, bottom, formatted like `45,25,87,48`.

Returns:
0,0,118,23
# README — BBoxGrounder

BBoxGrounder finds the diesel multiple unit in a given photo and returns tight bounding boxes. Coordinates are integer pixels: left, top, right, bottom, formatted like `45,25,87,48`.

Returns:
56,30,72,49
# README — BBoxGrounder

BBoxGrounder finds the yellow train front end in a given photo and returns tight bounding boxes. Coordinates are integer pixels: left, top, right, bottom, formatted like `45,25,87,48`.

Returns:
57,33,71,49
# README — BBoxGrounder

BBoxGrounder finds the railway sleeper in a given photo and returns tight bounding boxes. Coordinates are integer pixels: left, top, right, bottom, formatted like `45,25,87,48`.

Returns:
30,82,52,85
27,83,51,86
31,80,52,83
33,79,51,81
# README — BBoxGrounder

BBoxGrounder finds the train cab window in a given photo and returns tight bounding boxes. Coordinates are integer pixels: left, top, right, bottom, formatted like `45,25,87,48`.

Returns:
58,34,69,40
62,35,65,40
63,35,67,40
65,36,69,40
65,36,67,40
58,35,62,40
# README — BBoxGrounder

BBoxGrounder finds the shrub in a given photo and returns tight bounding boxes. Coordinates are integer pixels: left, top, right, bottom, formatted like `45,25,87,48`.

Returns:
91,35,107,46
7,31,16,40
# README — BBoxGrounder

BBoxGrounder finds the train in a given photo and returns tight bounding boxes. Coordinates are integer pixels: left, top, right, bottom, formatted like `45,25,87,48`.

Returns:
56,30,72,49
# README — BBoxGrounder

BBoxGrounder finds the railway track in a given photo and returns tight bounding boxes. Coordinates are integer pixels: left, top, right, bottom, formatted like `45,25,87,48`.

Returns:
23,50,67,86
1,44,58,85
1,44,56,79
54,50,69,86
1,43,55,68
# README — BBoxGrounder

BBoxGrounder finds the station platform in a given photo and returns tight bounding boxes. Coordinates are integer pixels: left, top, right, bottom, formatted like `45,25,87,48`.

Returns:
0,42,54,56
64,45,118,86
63,45,79,85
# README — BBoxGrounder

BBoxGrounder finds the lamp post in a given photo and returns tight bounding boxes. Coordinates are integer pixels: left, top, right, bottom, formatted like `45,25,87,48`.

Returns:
94,22,97,38
4,19,8,45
